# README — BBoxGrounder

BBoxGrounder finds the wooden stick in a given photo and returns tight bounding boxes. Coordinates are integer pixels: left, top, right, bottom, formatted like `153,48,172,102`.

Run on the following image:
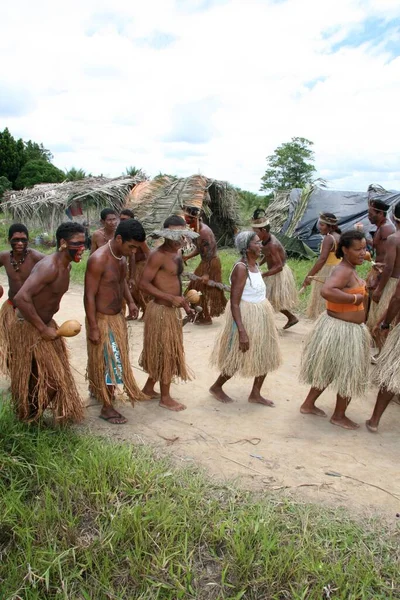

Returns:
182,272,231,293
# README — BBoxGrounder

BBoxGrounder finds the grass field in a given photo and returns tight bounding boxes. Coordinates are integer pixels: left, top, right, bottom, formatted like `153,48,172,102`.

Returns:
0,401,399,600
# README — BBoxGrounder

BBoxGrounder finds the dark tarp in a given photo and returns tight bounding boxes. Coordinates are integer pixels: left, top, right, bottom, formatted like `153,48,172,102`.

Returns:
281,187,400,252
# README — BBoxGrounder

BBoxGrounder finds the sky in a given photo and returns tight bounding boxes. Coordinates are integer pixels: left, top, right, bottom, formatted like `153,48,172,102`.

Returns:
1,0,399,193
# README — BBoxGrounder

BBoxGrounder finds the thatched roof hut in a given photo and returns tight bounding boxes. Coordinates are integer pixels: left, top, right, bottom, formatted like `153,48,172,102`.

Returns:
2,176,142,231
125,174,239,245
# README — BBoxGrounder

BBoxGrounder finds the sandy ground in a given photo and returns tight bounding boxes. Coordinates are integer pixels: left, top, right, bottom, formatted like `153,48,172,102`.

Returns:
1,275,400,521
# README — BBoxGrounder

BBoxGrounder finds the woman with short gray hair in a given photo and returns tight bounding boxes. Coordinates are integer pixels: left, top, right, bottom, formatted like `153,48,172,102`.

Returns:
209,231,282,406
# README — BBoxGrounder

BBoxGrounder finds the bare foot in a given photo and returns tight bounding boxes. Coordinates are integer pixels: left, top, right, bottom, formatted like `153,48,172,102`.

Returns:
365,419,378,433
142,386,160,400
159,398,186,411
209,385,234,403
248,395,275,407
330,416,359,430
283,317,299,330
300,404,327,417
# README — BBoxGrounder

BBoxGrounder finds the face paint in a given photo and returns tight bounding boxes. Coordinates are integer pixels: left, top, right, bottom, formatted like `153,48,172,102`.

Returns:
10,237,28,251
67,243,85,262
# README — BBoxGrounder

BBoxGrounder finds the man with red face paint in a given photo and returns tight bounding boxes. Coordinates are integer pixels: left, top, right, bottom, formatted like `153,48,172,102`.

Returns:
10,222,86,425
0,223,44,375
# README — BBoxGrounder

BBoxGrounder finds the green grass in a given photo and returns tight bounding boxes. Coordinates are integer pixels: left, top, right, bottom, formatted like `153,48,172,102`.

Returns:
0,401,399,599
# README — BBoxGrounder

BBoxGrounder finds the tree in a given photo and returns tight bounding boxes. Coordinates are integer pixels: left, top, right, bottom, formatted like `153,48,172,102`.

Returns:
124,166,149,180
0,128,25,186
0,176,12,200
15,160,65,189
237,188,272,222
23,140,53,163
65,167,87,181
260,137,316,192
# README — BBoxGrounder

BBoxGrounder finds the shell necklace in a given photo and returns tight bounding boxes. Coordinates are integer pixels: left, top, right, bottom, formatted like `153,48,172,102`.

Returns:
108,241,122,260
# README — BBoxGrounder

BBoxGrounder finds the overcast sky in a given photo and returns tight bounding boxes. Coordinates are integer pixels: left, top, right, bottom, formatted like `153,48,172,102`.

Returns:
1,0,399,192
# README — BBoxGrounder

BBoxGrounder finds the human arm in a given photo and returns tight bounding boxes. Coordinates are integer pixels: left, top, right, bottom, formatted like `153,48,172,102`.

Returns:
13,262,59,340
321,268,364,305
139,251,192,313
128,254,136,289
124,279,138,320
183,245,200,263
262,245,283,278
372,236,396,302
230,263,249,352
90,232,99,255
83,255,102,343
302,235,334,287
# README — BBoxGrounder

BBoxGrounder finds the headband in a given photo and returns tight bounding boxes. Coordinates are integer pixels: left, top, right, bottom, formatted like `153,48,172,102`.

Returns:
319,214,338,226
152,226,200,241
250,216,270,228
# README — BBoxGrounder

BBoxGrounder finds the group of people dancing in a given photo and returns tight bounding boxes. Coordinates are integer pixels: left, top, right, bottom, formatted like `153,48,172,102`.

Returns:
0,198,399,433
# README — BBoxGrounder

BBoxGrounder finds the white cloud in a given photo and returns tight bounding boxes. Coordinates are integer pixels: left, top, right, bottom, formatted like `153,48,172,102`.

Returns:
0,0,399,192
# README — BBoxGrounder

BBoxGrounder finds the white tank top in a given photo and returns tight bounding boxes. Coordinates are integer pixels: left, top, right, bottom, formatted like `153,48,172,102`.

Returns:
230,263,266,304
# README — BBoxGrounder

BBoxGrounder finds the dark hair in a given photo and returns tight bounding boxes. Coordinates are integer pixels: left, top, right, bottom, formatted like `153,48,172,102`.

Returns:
100,208,117,221
56,222,85,249
8,223,29,239
320,212,342,234
336,230,365,259
163,215,186,228
185,206,200,217
252,207,266,220
369,200,389,214
115,219,146,243
393,201,400,220
120,209,135,219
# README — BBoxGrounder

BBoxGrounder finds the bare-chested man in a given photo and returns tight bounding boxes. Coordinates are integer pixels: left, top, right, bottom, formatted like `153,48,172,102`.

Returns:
251,210,298,329
183,206,227,325
120,209,151,318
85,219,148,424
11,222,85,423
90,208,118,254
139,215,198,411
0,223,44,374
366,199,396,341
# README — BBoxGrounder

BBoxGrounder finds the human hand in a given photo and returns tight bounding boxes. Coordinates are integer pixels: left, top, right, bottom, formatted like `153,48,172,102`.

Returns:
41,326,58,342
239,331,249,353
371,289,382,303
302,276,312,288
354,294,364,306
170,295,188,308
88,326,101,345
128,278,135,290
201,274,210,283
128,302,139,320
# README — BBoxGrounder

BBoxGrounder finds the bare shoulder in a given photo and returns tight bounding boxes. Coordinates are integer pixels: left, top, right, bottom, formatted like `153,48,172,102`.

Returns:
87,246,107,269
381,222,395,237
30,254,59,280
30,249,46,262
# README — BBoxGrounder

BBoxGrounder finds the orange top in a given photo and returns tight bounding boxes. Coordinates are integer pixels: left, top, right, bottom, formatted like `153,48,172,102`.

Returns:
326,285,366,313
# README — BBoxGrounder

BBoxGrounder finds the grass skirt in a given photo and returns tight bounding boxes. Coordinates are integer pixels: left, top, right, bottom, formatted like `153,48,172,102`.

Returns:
139,301,192,383
9,319,84,423
266,264,298,311
306,264,337,320
86,312,146,406
131,260,151,314
0,301,16,375
367,277,398,332
374,323,400,395
187,257,227,320
300,313,371,398
211,299,282,378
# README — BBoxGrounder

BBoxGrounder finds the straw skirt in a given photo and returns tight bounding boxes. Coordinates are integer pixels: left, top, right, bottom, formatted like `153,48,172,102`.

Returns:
186,256,227,319
300,313,371,398
9,318,84,423
211,299,282,378
306,264,337,320
367,277,398,330
0,300,16,375
266,264,298,311
374,323,400,395
86,312,146,406
139,301,193,383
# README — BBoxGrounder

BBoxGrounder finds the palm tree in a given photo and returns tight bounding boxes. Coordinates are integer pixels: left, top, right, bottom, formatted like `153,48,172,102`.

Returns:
65,167,87,181
124,166,149,180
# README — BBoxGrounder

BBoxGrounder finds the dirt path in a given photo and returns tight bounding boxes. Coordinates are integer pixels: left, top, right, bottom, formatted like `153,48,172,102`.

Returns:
2,275,399,519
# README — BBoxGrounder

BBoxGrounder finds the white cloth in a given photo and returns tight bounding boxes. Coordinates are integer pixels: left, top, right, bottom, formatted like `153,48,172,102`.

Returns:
230,263,266,304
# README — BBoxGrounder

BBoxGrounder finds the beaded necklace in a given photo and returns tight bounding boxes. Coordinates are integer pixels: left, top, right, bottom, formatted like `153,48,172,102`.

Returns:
10,249,29,272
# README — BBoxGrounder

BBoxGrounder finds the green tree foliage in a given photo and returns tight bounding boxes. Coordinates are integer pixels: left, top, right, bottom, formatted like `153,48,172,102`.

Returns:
260,137,316,192
0,128,25,186
23,140,53,163
237,188,272,222
15,160,65,189
0,176,12,200
65,167,87,181
153,172,178,181
124,166,149,180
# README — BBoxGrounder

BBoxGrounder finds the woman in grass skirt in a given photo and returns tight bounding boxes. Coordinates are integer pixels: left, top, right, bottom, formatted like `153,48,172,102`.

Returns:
300,230,371,430
209,231,282,406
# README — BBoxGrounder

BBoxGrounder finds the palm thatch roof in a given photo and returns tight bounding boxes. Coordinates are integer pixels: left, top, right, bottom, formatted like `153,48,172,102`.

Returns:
2,176,143,230
126,174,239,245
